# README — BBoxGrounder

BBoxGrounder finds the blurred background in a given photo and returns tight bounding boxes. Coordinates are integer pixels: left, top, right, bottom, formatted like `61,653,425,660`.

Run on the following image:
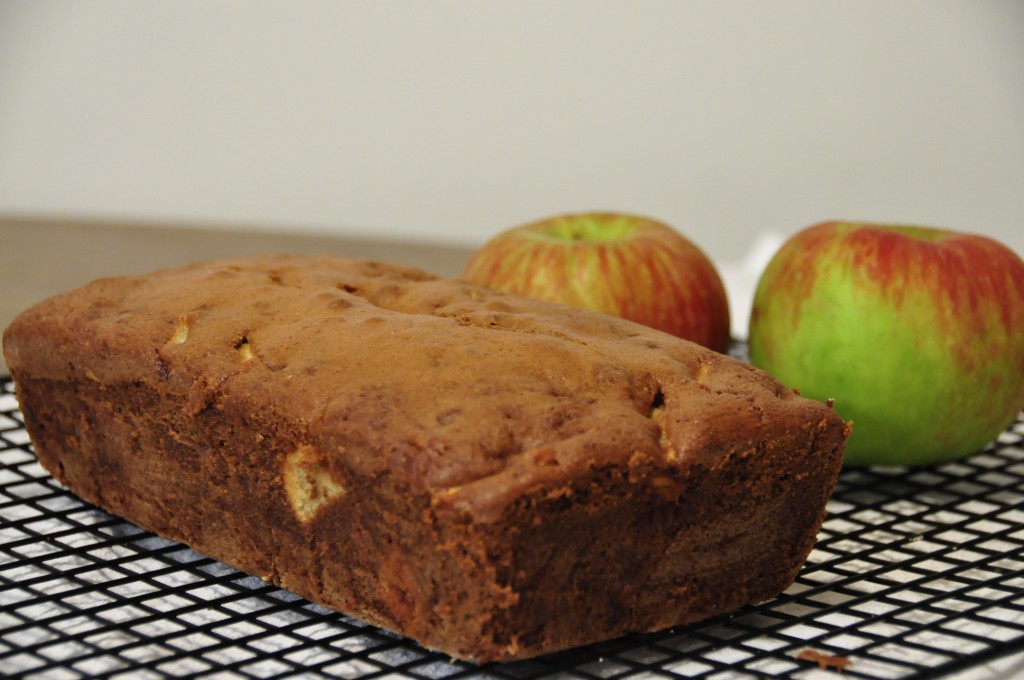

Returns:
1,0,1023,345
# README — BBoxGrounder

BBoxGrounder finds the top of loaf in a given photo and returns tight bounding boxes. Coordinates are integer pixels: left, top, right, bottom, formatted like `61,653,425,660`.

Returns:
3,254,847,521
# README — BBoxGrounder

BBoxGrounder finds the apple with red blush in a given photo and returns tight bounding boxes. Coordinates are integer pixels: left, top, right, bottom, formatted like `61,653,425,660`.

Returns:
463,212,731,353
748,221,1024,466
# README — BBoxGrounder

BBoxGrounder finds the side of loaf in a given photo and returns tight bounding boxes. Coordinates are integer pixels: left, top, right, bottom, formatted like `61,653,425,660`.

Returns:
2,254,849,662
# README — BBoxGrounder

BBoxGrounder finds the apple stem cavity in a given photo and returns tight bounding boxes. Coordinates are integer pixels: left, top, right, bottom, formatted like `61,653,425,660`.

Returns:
537,214,639,244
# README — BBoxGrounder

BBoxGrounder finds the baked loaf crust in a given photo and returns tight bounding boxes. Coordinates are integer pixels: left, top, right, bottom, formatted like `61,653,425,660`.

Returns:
3,254,848,662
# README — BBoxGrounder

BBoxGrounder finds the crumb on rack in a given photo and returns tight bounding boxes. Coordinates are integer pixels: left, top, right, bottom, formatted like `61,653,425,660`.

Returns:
797,648,852,671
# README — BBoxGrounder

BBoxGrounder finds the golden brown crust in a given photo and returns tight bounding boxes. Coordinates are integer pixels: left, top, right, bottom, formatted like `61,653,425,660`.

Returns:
2,254,848,661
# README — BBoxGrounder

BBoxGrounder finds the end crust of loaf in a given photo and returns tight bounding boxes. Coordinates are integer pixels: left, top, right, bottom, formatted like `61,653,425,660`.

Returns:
2,254,849,662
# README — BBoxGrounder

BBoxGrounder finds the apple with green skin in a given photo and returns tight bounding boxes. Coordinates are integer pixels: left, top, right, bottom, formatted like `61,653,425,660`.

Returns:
748,221,1024,466
462,212,731,353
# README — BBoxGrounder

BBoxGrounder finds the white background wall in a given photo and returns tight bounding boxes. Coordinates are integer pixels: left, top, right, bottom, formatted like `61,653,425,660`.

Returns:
1,0,1022,264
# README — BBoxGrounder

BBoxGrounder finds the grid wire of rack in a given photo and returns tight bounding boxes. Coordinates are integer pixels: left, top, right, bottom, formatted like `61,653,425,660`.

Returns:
1,375,1023,679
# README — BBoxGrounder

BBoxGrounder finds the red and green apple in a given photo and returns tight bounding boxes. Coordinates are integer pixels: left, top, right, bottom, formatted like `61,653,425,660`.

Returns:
463,212,731,353
748,221,1024,466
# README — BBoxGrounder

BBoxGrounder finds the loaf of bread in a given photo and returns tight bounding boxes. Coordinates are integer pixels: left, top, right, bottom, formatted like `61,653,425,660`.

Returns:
3,254,848,662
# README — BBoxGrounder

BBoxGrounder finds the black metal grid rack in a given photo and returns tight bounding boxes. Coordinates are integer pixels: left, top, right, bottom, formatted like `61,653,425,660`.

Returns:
1,374,1023,679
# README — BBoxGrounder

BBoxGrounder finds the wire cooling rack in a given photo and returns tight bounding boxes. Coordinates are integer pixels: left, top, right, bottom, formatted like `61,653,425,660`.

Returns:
1,375,1023,680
